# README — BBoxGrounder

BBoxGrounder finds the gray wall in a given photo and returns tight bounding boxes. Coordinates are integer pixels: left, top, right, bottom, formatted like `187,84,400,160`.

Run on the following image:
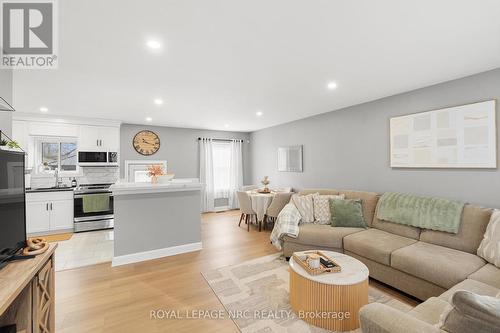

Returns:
120,123,252,184
0,69,13,137
250,68,500,208
114,190,201,257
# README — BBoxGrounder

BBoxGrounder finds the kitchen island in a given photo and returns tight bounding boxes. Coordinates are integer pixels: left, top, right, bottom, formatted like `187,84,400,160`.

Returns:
110,180,203,266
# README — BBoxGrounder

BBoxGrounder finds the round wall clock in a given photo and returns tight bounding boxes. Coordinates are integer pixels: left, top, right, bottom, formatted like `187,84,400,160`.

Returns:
133,130,160,156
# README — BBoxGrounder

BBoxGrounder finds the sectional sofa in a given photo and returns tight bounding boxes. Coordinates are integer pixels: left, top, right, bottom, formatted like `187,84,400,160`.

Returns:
282,189,500,332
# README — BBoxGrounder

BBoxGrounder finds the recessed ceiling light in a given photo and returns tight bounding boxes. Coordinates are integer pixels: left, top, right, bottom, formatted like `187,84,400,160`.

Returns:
154,98,163,105
327,81,338,90
146,40,161,49
40,107,48,112
224,124,229,128
146,117,152,122
256,111,263,117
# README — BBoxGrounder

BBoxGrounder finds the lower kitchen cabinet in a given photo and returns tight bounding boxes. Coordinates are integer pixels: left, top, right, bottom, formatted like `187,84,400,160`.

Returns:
26,191,74,235
26,201,51,233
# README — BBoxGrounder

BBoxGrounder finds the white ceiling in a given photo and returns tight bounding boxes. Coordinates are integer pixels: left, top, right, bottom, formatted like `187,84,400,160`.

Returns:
12,0,500,132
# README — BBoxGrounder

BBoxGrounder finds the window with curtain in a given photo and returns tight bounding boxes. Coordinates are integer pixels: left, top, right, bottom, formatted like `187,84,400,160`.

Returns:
199,138,243,212
212,142,231,198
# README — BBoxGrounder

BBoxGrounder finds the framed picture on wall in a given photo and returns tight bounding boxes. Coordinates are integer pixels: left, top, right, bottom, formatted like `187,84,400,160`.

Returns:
390,100,497,168
278,145,303,172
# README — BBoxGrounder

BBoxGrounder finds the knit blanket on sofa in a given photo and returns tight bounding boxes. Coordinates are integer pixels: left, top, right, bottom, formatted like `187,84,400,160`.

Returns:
376,192,465,234
270,203,302,250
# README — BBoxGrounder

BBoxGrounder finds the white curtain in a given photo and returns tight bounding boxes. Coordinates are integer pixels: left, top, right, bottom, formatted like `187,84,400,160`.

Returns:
228,139,243,209
199,138,243,212
199,138,215,212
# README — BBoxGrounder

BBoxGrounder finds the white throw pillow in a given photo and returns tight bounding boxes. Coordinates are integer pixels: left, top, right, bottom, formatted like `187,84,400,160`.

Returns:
292,193,317,223
313,194,346,224
477,209,500,268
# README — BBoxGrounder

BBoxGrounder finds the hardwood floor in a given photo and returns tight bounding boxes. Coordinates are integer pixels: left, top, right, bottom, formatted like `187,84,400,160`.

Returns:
55,210,419,333
55,210,276,333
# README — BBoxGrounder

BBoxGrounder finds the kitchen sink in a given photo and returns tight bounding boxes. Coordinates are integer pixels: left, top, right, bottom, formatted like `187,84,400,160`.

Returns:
27,186,74,192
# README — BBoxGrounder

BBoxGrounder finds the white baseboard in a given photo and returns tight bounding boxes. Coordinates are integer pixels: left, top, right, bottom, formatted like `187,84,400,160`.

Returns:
112,242,203,267
214,205,230,212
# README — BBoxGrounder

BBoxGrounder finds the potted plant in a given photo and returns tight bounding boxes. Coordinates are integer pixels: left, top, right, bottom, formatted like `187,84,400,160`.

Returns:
0,139,8,150
147,165,165,184
7,140,21,151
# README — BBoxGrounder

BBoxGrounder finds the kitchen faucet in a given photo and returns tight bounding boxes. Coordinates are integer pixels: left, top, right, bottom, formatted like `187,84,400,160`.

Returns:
55,168,63,188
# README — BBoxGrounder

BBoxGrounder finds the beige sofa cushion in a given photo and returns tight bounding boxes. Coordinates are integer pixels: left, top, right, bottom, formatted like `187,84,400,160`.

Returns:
468,264,500,289
419,204,492,254
313,194,345,224
372,216,421,240
408,297,450,325
391,242,486,289
477,209,500,267
299,189,379,226
282,224,364,249
439,279,500,303
291,193,316,223
343,228,417,266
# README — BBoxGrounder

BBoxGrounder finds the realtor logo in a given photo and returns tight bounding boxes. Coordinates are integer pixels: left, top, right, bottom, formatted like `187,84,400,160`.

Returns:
1,0,58,68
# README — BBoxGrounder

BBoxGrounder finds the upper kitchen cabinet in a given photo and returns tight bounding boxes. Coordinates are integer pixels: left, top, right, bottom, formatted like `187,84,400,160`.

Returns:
79,125,120,152
12,120,28,151
100,126,120,151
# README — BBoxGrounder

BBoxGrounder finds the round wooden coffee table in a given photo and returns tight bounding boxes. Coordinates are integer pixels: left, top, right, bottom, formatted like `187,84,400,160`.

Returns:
289,251,369,331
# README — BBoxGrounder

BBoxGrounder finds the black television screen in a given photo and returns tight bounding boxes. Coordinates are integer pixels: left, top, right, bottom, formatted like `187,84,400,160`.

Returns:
0,150,26,259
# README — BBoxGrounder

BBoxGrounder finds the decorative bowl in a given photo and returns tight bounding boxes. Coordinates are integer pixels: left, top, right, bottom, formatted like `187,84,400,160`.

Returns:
157,174,175,183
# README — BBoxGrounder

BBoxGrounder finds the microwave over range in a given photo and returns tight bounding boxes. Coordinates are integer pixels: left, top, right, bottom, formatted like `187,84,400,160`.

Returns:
78,151,118,166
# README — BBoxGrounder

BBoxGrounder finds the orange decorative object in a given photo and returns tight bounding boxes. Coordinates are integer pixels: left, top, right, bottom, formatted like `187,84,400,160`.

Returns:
23,237,49,256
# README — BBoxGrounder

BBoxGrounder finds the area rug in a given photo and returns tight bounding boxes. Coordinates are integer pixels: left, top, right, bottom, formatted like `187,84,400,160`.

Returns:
202,253,414,333
44,232,73,242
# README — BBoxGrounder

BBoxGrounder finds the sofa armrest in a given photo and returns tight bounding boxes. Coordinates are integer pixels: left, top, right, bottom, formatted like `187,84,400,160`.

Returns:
360,303,446,333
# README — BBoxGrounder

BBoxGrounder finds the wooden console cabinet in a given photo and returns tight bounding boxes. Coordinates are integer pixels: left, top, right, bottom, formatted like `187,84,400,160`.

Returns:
0,244,57,333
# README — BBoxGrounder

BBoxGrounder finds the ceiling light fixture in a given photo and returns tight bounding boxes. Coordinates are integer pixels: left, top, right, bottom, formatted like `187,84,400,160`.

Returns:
224,124,229,128
327,81,338,90
146,40,161,49
154,98,163,105
146,117,153,122
256,111,263,117
40,107,48,112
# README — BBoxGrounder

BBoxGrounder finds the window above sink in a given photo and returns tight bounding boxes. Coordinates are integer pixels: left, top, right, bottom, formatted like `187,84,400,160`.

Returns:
34,137,79,175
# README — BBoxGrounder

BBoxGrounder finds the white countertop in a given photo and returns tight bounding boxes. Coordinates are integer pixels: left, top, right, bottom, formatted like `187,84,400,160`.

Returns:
111,180,204,195
289,250,369,285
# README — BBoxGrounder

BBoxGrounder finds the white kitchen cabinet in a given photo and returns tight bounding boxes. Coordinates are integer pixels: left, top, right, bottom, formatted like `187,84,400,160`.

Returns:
12,120,28,151
12,120,29,167
79,125,101,151
79,125,120,151
100,126,120,151
28,122,79,137
25,201,51,233
26,191,74,235
49,200,74,230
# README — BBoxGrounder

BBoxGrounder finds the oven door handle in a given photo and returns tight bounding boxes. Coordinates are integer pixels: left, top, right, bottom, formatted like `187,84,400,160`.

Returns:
74,193,113,199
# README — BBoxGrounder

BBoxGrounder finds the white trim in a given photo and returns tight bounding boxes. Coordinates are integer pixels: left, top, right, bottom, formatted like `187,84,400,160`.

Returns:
112,242,203,266
13,113,122,127
124,160,167,182
214,205,230,212
111,181,203,195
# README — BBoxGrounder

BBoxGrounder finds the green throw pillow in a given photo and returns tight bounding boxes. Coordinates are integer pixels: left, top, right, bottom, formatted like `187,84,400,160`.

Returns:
329,198,367,228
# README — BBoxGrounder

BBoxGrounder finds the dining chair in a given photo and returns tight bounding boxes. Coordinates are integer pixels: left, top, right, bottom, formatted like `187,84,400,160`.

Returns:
236,191,257,231
241,185,259,191
264,192,293,230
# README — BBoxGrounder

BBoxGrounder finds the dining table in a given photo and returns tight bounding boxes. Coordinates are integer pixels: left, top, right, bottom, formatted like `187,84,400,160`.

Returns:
247,190,276,223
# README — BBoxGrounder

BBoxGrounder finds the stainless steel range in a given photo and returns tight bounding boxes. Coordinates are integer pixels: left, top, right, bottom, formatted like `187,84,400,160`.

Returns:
73,183,114,232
